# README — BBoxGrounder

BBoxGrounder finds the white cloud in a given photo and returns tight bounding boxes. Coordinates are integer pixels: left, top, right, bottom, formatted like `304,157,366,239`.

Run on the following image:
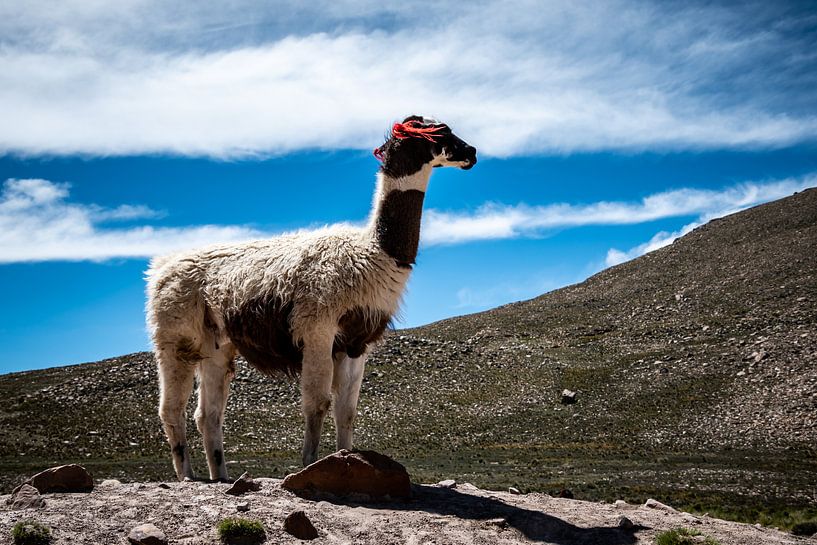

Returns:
0,1,815,157
0,179,266,263
602,177,817,266
605,222,699,267
422,176,817,246
1,175,814,263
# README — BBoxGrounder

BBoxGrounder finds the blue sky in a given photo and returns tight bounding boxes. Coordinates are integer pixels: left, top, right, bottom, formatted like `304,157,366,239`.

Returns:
1,1,816,373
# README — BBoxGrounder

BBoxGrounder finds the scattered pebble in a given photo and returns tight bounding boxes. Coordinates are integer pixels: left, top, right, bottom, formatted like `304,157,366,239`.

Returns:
283,510,318,540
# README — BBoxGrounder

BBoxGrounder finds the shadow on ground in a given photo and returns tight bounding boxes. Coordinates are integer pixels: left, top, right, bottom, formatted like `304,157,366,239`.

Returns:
325,484,642,544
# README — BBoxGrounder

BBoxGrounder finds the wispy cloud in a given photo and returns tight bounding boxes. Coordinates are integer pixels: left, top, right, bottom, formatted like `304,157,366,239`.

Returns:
0,179,265,263
1,1,815,157
422,176,817,246
1,176,814,263
603,178,817,266
604,223,699,267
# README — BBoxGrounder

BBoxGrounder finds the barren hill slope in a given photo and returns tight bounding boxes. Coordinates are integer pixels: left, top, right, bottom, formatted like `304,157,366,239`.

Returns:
1,188,815,527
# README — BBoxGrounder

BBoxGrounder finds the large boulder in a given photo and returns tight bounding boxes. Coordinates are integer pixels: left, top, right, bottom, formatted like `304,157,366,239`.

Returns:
16,464,93,494
282,450,411,500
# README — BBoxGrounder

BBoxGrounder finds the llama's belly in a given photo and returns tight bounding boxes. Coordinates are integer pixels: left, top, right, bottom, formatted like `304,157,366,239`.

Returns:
223,297,391,374
223,297,303,376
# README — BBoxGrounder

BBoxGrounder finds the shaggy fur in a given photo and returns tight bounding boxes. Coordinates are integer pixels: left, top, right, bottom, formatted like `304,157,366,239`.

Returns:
146,116,476,480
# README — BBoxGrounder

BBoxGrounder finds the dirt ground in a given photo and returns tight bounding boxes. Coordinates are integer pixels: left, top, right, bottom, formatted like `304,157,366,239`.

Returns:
2,478,815,545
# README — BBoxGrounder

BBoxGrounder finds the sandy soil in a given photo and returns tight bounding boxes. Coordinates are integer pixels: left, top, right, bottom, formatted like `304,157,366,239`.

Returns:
2,479,814,545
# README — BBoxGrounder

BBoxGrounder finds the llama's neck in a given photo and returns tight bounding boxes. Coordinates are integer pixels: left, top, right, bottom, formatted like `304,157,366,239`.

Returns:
368,164,433,268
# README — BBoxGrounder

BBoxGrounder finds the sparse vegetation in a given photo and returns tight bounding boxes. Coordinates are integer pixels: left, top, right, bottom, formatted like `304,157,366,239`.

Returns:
11,520,51,545
656,527,720,545
791,521,817,537
217,517,266,544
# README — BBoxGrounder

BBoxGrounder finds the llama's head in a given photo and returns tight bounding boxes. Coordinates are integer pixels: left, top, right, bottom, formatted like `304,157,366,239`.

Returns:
374,115,477,178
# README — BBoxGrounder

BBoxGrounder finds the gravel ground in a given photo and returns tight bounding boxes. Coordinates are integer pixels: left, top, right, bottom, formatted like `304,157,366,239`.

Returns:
2,478,815,545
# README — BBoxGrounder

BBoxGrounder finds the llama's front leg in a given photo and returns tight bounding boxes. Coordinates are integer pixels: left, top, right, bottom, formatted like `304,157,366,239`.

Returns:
332,353,366,451
300,327,336,466
157,350,197,481
195,355,234,482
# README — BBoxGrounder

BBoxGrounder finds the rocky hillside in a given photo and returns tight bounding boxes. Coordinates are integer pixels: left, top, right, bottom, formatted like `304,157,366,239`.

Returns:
1,188,815,527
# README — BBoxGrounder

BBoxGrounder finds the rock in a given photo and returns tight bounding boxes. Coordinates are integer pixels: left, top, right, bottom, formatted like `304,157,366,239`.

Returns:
508,486,521,495
561,389,577,404
6,483,45,509
483,518,509,529
438,479,457,489
282,450,411,500
100,479,122,486
236,501,250,512
157,483,171,489
225,472,261,496
617,515,635,529
16,464,93,494
128,523,167,545
283,510,319,540
644,498,677,512
557,488,574,499
614,500,628,508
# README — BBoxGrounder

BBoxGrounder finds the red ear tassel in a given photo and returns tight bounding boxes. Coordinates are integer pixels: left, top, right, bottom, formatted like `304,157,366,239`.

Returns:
392,120,445,141
373,146,385,161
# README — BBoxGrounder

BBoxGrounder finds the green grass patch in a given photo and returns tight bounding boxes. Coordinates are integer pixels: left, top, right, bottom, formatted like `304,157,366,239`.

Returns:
655,528,720,545
11,520,51,545
217,517,266,544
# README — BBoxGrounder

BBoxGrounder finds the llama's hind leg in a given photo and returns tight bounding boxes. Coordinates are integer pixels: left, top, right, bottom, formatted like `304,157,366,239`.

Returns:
332,353,366,451
195,345,235,482
157,348,197,481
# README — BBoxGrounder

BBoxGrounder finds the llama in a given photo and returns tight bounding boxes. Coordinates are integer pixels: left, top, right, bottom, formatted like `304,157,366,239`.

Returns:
146,115,477,481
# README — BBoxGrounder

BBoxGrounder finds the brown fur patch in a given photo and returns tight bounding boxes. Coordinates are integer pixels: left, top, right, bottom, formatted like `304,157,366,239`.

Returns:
334,307,391,358
223,297,303,376
374,189,426,267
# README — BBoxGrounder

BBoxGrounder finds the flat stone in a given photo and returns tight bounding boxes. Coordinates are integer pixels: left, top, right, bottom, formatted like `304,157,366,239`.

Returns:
644,498,677,512
16,464,93,494
283,510,319,540
225,472,261,496
6,483,45,509
128,523,167,545
236,501,250,512
437,479,457,489
508,487,521,495
282,450,411,500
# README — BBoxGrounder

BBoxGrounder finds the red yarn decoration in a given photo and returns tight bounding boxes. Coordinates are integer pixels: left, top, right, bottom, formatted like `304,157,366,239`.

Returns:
373,120,446,161
391,120,446,141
